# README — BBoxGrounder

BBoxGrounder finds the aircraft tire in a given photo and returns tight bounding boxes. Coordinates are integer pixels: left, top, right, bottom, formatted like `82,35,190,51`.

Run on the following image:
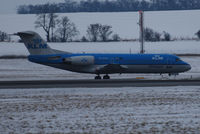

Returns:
103,75,110,79
95,76,101,79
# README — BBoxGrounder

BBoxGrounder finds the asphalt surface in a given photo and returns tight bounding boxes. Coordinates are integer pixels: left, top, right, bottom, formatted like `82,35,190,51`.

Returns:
0,79,200,89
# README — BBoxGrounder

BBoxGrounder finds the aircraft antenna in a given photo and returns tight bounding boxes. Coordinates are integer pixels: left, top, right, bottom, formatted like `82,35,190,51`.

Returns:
139,11,145,54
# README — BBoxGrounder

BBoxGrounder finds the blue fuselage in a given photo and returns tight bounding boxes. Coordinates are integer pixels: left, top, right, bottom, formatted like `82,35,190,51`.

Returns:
28,53,191,74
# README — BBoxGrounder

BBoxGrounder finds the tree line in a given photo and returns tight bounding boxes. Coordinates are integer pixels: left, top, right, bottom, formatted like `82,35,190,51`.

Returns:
17,0,200,14
2,13,200,42
35,13,174,42
34,13,118,42
0,13,175,43
145,28,171,42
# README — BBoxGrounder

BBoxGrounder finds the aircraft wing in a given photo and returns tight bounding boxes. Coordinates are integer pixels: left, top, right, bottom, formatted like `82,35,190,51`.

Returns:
96,64,128,74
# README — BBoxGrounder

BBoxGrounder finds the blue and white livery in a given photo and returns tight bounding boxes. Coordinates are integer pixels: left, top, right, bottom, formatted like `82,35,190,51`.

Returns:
16,31,191,79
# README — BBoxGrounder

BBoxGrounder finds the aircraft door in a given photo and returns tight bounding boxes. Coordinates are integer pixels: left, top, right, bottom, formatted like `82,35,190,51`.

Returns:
167,58,172,65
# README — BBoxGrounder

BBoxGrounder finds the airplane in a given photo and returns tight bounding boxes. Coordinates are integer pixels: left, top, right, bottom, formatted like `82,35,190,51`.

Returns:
15,31,191,79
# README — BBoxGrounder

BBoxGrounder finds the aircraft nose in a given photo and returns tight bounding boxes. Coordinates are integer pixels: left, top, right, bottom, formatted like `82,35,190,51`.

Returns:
186,64,191,71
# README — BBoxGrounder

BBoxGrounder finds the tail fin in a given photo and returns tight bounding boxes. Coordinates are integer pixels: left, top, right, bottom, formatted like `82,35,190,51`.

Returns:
16,31,55,55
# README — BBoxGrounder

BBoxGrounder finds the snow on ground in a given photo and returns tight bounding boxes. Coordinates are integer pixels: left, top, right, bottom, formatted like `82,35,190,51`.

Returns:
0,86,200,133
0,10,200,40
0,40,200,56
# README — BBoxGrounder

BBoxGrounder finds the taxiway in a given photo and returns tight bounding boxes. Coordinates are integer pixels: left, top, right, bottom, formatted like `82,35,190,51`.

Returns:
0,79,200,89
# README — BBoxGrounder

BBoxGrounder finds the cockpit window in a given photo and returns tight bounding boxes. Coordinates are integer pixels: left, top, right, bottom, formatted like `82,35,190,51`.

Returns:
176,58,181,62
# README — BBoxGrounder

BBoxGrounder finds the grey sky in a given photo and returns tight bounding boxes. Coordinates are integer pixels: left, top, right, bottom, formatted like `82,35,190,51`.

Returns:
0,0,65,14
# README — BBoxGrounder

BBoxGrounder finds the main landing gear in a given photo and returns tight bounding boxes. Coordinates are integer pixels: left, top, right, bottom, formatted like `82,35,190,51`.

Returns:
95,74,110,79
103,74,110,79
95,75,101,79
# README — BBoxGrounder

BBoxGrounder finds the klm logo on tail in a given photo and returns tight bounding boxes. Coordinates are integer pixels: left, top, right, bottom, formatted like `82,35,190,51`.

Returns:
27,44,47,49
27,38,48,49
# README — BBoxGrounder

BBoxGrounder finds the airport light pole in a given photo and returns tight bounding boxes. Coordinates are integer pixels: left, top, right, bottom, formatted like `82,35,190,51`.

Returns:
139,11,145,54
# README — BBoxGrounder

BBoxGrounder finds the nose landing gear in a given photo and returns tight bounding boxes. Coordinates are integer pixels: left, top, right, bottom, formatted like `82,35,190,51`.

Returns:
94,74,110,79
168,73,179,76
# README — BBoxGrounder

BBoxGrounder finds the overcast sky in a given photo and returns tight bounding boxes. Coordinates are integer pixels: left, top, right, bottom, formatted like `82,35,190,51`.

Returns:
0,0,65,14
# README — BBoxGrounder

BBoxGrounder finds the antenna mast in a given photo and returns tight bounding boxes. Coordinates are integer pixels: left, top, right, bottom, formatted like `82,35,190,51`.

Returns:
139,11,145,54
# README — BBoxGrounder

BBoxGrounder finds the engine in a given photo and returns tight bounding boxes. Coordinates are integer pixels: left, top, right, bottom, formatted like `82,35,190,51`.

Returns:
63,56,95,65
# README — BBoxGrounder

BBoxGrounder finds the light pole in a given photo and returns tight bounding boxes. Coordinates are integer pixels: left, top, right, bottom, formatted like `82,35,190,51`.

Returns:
139,11,145,54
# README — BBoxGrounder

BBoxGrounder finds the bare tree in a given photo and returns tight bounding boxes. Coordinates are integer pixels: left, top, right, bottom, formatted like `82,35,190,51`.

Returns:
81,36,88,42
49,13,59,42
56,16,79,42
144,27,161,42
99,24,113,41
35,13,58,42
163,31,171,41
87,23,100,42
154,32,161,41
112,34,120,41
35,14,50,42
0,31,10,42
